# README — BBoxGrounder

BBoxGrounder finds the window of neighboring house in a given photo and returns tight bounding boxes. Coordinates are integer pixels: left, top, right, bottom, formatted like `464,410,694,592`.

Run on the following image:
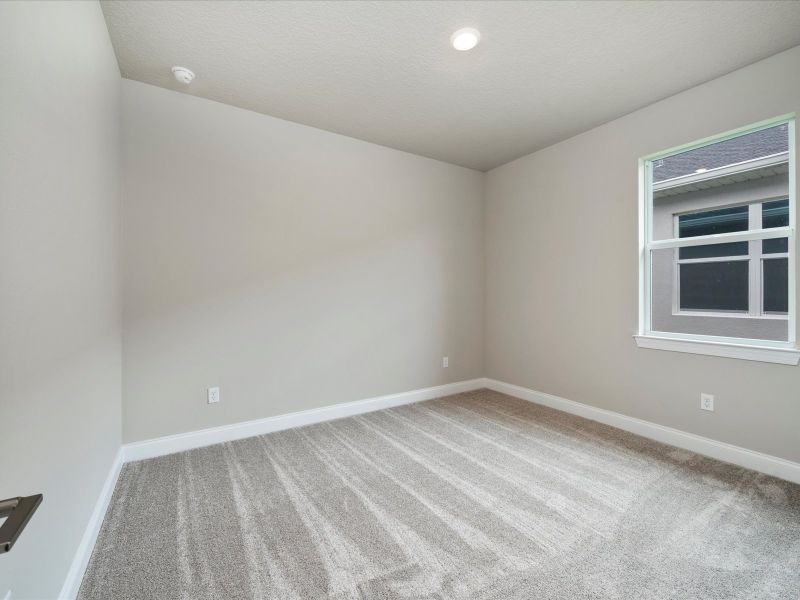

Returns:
636,117,799,365
673,199,789,317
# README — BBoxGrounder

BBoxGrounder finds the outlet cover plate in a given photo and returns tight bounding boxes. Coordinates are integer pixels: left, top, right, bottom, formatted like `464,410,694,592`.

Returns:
208,387,220,404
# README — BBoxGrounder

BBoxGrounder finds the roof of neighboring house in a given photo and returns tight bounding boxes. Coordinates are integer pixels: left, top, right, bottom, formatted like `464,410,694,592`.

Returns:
653,123,788,182
653,162,788,199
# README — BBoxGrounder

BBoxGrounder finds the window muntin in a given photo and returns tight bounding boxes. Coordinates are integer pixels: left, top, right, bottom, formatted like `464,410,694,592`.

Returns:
764,258,789,313
642,118,795,348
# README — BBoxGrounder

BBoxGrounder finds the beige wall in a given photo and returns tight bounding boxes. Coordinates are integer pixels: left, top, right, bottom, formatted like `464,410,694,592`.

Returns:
485,45,800,464
121,80,484,443
0,2,122,599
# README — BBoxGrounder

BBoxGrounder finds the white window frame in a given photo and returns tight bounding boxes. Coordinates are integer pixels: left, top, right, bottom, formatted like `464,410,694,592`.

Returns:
670,198,790,319
635,115,800,365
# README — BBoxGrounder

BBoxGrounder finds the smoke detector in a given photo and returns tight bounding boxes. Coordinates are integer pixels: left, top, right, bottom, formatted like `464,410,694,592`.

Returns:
171,66,195,84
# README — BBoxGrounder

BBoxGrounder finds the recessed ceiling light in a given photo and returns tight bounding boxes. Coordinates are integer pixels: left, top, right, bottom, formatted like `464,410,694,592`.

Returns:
695,168,708,173
171,66,195,84
451,28,480,51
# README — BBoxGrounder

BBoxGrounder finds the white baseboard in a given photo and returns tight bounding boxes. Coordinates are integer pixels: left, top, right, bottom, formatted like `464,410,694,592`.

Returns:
59,447,124,600
484,378,800,485
123,378,486,462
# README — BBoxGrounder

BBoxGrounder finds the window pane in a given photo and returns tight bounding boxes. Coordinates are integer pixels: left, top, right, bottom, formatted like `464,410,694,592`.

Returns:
650,248,788,341
679,205,749,237
763,258,788,313
763,199,789,227
651,124,789,243
762,199,789,254
763,238,789,254
679,261,749,311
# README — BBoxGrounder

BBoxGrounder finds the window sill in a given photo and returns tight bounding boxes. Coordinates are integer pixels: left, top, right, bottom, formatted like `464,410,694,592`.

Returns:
634,335,800,365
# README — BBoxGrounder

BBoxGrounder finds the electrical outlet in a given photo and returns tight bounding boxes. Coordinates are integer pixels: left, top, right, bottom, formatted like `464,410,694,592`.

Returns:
700,393,714,412
442,356,449,368
208,386,220,404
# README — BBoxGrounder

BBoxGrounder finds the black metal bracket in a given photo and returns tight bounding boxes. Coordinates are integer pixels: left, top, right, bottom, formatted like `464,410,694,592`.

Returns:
0,494,43,553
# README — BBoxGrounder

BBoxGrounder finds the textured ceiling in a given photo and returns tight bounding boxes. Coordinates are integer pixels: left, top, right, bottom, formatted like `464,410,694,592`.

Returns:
101,1,800,171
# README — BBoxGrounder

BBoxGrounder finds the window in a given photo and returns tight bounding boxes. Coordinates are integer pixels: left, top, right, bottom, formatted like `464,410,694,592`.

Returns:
636,117,798,365
674,199,789,316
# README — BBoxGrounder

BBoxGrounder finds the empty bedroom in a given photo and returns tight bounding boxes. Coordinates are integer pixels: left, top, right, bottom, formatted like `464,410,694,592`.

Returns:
1,1,800,598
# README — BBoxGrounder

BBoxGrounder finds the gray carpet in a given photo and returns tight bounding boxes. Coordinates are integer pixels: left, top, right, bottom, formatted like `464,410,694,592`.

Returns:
78,389,800,599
